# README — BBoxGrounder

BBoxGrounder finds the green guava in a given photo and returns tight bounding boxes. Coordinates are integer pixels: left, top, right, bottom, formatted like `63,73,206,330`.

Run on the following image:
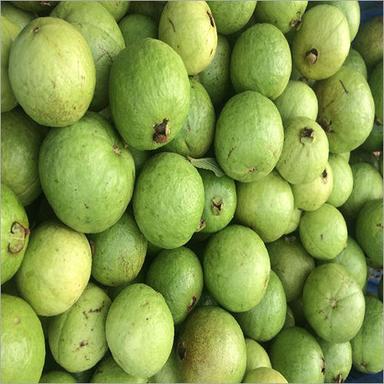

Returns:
9,17,95,127
267,235,315,302
236,271,287,342
52,2,125,111
270,327,325,383
119,14,157,46
369,60,383,124
204,225,271,312
106,284,174,378
245,338,271,373
231,23,291,99
151,349,182,383
343,48,368,79
207,1,256,35
315,67,375,153
214,91,284,182
99,1,130,21
1,184,30,285
276,117,329,185
176,306,246,382
361,121,383,152
236,171,294,242
39,113,135,234
159,1,217,75
110,38,190,150
1,3,34,32
274,80,318,121
243,367,288,383
133,152,204,249
299,204,348,260
146,247,203,324
355,199,383,267
1,294,45,383
284,306,296,329
40,371,76,383
11,1,56,14
128,1,164,21
351,296,384,373
164,79,215,157
284,208,302,235
16,221,91,316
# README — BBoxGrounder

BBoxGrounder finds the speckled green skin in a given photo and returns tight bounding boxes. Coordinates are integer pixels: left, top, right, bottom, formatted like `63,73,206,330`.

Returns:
52,2,125,111
1,109,45,206
159,1,217,75
11,1,56,14
369,60,383,124
119,14,157,46
39,113,135,234
9,17,95,127
361,121,383,152
106,284,174,378
267,236,315,303
99,1,130,21
244,367,288,383
245,339,271,373
1,3,34,32
355,199,383,267
351,296,384,373
110,38,190,150
133,153,204,249
236,171,294,242
236,271,286,342
343,48,367,79
203,225,270,312
231,24,291,99
1,294,45,383
1,184,29,285
164,79,215,157
16,221,92,316
215,91,284,182
276,117,329,185
315,67,375,154
146,247,203,324
284,208,302,235
270,327,325,383
40,371,76,383
151,349,182,383
176,306,246,382
300,204,348,260
90,213,147,287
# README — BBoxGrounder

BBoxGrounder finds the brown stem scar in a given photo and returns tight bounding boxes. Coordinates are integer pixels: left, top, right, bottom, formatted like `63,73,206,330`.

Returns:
300,127,315,144
211,197,223,216
112,144,121,155
153,119,170,144
305,48,318,64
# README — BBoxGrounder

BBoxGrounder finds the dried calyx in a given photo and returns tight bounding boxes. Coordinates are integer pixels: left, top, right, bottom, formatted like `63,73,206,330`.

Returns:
305,48,319,65
211,197,223,216
8,222,29,254
153,119,170,144
300,127,315,144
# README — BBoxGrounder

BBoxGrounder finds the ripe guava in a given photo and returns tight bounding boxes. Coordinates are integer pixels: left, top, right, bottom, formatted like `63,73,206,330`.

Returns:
361,121,383,152
343,48,367,79
151,349,182,383
40,371,76,383
1,3,34,32
245,338,271,372
369,60,383,124
243,367,288,383
284,208,302,235
99,1,130,21
119,14,157,46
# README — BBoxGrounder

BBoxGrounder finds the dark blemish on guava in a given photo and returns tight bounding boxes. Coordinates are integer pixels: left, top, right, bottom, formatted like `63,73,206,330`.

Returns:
8,222,29,254
319,118,333,133
247,167,256,173
207,11,215,27
330,298,337,309
168,17,176,32
79,340,88,348
197,218,206,232
187,296,197,312
300,127,315,144
89,240,95,256
321,357,326,374
88,301,105,314
335,373,344,383
320,234,324,240
211,197,223,216
376,223,384,229
290,14,302,30
153,119,170,144
84,202,89,209
210,48,213,56
112,144,121,155
146,317,149,321
339,80,349,94
14,317,20,325
82,311,89,320
177,342,187,360
227,146,236,160
33,26,40,33
305,48,318,65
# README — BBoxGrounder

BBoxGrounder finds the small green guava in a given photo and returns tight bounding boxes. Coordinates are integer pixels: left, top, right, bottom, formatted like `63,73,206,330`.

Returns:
361,121,383,152
151,349,182,383
369,60,383,124
284,208,302,235
99,1,130,21
40,371,77,383
343,48,368,79
1,3,34,32
243,367,288,384
118,14,157,46
284,306,296,329
245,338,271,373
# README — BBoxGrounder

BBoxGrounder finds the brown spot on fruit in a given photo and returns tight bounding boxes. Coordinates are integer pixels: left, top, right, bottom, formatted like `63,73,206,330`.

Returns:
207,11,215,27
153,119,170,144
211,197,223,216
112,144,121,155
177,342,187,360
79,340,88,348
306,48,319,64
321,357,326,374
300,128,315,144
187,296,197,311
197,218,206,232
33,26,40,33
8,222,29,254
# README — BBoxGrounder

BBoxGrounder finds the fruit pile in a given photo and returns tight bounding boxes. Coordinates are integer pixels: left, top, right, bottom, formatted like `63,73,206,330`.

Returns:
1,1,383,383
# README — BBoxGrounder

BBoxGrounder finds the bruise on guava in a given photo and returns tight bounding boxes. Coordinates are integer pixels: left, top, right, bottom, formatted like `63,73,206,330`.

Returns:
153,118,170,144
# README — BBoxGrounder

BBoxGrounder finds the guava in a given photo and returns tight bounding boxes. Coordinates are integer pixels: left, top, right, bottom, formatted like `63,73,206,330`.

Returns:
146,247,203,324
243,367,288,383
99,1,130,21
203,225,271,312
315,67,375,153
343,48,367,79
339,152,351,162
1,184,29,285
274,80,318,121
292,163,333,211
284,306,296,329
351,296,384,373
284,208,302,235
355,199,383,267
1,2,34,32
231,24,291,99
40,371,76,383
128,1,164,21
151,349,182,383
369,60,383,124
106,283,174,378
52,2,125,111
39,113,135,234
16,221,91,316
1,294,45,383
214,91,284,182
11,1,56,14
119,14,157,46
164,79,215,157
207,1,256,35
236,171,294,242
159,1,217,75
110,38,190,150
270,327,325,383
361,121,383,152
267,235,315,302
133,152,204,249
245,338,271,373
276,117,329,184
176,306,246,382
318,339,352,383
299,204,348,260
9,17,95,127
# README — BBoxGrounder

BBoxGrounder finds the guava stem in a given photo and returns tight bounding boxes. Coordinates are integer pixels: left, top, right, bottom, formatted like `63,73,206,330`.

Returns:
153,119,169,144
8,222,28,254
305,49,318,65
300,128,315,144
211,197,223,216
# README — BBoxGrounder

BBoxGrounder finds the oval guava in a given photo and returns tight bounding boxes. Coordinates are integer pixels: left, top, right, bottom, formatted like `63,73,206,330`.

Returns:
369,60,383,124
118,14,157,46
99,1,130,21
343,48,367,79
284,208,302,235
150,349,182,383
361,121,383,152
40,371,76,383
243,367,288,384
1,3,34,32
245,338,271,373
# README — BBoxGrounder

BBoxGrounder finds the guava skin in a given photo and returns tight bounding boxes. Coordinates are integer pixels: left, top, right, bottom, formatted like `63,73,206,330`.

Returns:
276,117,329,185
52,2,125,111
99,1,130,21
118,14,157,46
110,38,190,150
236,171,295,242
343,48,367,79
231,23,292,99
215,91,284,182
16,221,92,316
351,296,383,373
106,284,174,378
39,113,135,234
369,60,383,124
203,225,271,313
315,67,375,154
151,349,182,383
1,3,34,32
176,306,246,382
9,17,96,127
1,294,45,383
243,367,288,384
284,208,302,235
245,338,271,373
40,371,77,383
159,1,217,75
270,327,325,384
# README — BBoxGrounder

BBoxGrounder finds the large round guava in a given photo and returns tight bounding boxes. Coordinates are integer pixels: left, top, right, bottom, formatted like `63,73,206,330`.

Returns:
1,3,34,32
343,48,368,79
245,338,271,373
40,371,76,383
118,14,157,46
369,60,383,124
99,1,130,21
